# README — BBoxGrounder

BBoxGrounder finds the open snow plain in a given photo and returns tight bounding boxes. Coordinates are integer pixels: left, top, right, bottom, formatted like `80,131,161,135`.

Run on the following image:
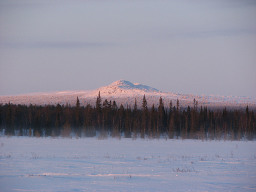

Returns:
0,137,255,192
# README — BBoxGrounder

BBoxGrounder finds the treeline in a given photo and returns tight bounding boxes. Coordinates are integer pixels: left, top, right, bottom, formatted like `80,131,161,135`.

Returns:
0,93,255,140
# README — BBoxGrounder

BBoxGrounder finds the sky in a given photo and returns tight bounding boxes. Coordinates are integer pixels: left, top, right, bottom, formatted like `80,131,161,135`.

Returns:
0,0,256,97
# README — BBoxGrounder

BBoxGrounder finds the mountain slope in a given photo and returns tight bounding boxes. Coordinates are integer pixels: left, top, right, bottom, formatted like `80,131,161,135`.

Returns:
0,80,255,109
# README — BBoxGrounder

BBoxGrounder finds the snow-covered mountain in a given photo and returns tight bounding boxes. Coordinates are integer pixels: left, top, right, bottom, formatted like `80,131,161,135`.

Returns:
1,80,256,109
96,80,160,94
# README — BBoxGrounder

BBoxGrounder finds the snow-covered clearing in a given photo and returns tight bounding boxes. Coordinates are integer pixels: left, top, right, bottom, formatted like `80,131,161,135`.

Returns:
0,137,255,192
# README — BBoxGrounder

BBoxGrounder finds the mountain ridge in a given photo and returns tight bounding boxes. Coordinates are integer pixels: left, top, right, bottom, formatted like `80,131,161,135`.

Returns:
0,80,256,109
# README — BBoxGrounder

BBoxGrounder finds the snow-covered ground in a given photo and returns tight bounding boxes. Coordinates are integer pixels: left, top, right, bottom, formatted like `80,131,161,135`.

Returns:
0,137,255,192
1,80,256,109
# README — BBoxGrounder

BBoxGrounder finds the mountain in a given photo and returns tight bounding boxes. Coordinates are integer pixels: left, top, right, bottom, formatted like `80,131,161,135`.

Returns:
96,80,160,94
1,80,256,109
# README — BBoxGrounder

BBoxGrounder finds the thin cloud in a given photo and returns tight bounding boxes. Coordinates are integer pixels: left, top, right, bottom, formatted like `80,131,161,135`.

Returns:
153,28,256,40
178,28,256,39
0,41,116,49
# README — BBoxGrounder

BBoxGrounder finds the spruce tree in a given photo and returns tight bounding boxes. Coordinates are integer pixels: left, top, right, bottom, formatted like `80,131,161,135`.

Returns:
142,95,147,111
132,99,138,138
96,91,102,128
176,99,180,111
150,104,157,137
96,91,102,111
141,95,148,138
133,98,138,112
76,96,80,108
75,97,81,135
75,97,81,125
158,97,165,134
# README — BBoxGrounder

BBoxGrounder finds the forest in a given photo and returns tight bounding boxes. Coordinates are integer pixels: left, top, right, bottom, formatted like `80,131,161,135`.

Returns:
0,92,255,140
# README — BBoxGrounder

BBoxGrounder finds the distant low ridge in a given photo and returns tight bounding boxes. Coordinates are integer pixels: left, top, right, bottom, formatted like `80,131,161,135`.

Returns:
0,80,256,109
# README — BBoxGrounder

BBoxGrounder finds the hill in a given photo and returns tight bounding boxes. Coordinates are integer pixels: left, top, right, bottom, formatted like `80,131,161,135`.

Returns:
0,80,255,109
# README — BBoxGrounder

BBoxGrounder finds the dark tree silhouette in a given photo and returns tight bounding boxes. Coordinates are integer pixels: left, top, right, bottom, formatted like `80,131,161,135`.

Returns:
0,97,255,140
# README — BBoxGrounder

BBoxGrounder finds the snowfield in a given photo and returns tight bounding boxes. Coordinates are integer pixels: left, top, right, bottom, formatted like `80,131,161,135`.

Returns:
0,137,256,192
1,80,256,109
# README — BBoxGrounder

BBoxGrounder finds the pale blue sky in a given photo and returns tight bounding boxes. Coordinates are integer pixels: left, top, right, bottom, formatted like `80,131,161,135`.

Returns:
0,0,256,97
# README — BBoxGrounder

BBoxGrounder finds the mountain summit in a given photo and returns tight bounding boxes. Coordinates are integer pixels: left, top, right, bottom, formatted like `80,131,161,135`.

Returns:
96,80,160,95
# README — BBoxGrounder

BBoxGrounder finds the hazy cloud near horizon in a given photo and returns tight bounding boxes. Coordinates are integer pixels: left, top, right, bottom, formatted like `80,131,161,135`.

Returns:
0,0,256,97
